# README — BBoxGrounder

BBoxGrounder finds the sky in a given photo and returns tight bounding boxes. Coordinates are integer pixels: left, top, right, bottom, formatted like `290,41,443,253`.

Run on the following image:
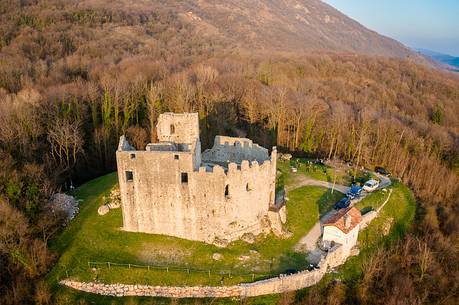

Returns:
323,0,459,56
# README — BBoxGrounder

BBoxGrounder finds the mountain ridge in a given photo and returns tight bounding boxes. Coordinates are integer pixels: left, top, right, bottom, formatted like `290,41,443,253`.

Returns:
173,0,417,58
71,0,417,59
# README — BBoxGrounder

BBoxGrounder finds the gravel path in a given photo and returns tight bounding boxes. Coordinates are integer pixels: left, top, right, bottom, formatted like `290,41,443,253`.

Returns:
285,176,350,194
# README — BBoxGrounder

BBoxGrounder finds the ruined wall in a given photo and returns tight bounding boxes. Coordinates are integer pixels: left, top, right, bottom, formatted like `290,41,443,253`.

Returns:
156,112,199,144
202,136,271,164
116,147,277,244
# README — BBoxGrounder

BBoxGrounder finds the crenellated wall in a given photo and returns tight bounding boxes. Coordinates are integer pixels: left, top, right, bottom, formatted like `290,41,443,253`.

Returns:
116,113,280,245
117,146,278,244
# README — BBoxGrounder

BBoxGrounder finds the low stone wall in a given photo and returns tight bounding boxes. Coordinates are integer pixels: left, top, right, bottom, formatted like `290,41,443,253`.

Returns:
60,247,343,298
360,211,378,229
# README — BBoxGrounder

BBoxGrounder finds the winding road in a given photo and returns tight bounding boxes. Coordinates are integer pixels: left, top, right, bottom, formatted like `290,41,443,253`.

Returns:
288,172,391,253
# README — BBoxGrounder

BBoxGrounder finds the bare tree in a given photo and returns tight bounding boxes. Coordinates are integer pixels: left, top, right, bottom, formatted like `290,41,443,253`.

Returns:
47,119,84,169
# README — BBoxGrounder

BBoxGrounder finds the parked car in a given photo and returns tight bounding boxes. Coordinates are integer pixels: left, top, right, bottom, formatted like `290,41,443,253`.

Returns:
347,183,363,199
363,179,380,192
334,197,351,210
315,158,325,166
375,166,391,176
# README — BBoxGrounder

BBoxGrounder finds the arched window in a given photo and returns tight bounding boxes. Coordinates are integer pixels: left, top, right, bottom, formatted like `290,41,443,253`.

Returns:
225,185,229,198
170,124,175,135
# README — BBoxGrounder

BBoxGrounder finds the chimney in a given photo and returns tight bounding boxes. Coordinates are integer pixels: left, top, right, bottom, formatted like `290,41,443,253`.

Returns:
344,214,352,230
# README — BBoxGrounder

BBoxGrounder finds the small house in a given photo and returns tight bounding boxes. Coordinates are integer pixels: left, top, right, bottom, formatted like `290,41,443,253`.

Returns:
322,207,362,256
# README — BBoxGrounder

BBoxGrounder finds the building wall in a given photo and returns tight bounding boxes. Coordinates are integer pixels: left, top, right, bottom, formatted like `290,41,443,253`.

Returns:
322,225,360,257
116,139,278,245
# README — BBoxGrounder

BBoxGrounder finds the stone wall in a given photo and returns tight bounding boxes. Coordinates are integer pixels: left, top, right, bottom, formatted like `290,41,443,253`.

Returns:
117,147,278,244
202,136,272,164
360,211,378,229
60,246,343,298
156,112,200,145
116,112,280,246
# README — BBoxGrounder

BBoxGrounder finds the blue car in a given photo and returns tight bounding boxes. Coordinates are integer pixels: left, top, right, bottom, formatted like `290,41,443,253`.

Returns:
347,184,363,199
334,197,351,210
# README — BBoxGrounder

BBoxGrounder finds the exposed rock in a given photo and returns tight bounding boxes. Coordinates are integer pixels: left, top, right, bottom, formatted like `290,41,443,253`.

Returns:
108,201,121,209
382,218,393,236
238,255,251,261
279,153,292,161
213,238,229,248
212,253,223,261
48,193,79,222
108,187,121,208
241,233,255,244
350,247,360,257
98,205,110,216
249,250,259,256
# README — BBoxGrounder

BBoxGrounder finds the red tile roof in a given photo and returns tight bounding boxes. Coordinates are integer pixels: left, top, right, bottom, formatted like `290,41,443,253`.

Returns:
322,207,362,234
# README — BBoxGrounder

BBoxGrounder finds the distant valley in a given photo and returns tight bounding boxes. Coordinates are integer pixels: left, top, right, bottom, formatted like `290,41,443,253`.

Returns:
416,48,459,71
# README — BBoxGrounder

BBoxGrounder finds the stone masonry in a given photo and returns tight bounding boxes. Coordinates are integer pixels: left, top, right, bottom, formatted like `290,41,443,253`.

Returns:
116,112,286,245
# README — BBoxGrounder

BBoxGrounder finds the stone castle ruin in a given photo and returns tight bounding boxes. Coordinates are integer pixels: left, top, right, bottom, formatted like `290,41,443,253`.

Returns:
116,113,286,246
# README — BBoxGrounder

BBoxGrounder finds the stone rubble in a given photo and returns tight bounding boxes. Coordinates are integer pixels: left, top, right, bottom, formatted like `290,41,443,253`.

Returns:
48,193,79,222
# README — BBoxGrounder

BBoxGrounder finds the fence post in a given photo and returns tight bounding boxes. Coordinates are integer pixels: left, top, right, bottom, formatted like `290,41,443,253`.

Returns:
129,264,131,269
187,268,189,274
148,265,150,271
108,262,111,269
208,270,211,278
88,261,90,268
167,267,169,273
65,269,69,278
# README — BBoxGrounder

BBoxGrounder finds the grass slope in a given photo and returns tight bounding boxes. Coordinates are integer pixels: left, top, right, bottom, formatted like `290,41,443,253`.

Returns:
48,172,342,303
47,171,415,305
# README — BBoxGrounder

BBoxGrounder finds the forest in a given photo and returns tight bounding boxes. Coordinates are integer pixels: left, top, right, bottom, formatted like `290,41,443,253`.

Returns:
0,1,458,304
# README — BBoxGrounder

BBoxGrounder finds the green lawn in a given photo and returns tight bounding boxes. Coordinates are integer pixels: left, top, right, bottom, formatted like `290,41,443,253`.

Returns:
277,159,375,188
47,172,342,301
47,170,414,305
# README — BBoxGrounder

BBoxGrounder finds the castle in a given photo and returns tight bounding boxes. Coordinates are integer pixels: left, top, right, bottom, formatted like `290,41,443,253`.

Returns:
116,113,286,246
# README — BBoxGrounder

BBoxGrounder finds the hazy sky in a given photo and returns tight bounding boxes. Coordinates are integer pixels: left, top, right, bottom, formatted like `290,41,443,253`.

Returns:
323,0,459,56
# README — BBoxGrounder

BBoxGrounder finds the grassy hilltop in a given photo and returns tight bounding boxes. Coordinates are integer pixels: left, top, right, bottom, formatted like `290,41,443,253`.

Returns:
47,160,415,304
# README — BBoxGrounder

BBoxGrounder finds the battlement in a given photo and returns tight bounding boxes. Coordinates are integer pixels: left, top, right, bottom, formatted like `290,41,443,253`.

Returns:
198,159,273,175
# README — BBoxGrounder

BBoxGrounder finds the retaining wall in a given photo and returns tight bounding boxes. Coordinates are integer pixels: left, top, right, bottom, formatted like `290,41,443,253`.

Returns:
60,247,343,298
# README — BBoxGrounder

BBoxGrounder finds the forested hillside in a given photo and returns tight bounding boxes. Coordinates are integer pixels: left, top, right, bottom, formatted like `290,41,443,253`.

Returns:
0,1,458,304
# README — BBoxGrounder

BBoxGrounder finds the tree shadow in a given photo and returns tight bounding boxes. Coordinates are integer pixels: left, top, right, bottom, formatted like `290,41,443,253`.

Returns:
275,252,310,274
